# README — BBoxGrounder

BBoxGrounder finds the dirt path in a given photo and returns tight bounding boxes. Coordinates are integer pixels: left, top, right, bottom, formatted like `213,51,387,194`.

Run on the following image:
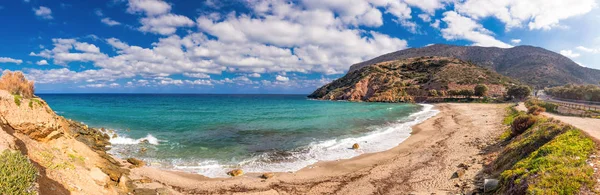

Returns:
517,102,600,141
131,103,508,194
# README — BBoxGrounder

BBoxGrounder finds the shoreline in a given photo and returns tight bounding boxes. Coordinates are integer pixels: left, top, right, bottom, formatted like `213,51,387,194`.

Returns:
128,103,508,194
107,103,439,178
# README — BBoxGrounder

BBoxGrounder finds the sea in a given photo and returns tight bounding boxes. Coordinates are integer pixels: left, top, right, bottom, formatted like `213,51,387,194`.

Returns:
38,94,439,178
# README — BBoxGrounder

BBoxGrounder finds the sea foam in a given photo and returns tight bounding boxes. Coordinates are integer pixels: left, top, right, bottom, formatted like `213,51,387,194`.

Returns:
110,134,160,145
172,104,440,178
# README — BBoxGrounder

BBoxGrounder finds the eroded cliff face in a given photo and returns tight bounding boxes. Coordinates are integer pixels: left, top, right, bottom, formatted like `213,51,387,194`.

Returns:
309,57,517,102
0,90,135,195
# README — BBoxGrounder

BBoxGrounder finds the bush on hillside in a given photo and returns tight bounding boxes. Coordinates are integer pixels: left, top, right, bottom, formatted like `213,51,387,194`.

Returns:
0,150,38,194
0,71,35,98
507,85,531,100
511,115,537,136
527,105,546,116
474,84,489,97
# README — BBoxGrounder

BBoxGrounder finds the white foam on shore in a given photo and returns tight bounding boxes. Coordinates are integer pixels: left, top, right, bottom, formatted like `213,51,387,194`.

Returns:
171,104,440,178
110,134,160,145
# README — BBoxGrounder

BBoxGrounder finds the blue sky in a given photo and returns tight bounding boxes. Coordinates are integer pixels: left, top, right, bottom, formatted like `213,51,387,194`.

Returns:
0,0,599,94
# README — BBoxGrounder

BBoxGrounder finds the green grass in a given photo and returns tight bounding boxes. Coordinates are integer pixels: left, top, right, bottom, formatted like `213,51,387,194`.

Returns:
500,129,595,194
0,150,38,195
13,94,22,106
494,109,597,194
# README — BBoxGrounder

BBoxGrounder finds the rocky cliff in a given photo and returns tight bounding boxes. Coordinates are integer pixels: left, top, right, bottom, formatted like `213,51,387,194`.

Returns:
0,90,136,195
309,57,518,102
348,44,600,88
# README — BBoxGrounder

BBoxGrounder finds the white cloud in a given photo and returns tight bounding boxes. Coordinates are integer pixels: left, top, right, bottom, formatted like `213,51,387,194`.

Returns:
0,57,23,64
183,73,210,78
441,11,512,48
139,14,194,35
576,46,600,53
560,50,581,58
418,14,431,22
36,60,49,65
33,6,53,20
511,39,521,44
127,0,171,16
101,18,121,26
248,73,261,78
74,42,101,53
455,0,597,30
276,75,289,82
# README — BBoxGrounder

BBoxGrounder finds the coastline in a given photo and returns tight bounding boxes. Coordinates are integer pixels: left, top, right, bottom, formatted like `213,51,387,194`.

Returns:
128,103,508,194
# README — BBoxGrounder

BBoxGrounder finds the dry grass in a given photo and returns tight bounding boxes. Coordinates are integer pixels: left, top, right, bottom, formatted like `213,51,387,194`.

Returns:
0,71,35,98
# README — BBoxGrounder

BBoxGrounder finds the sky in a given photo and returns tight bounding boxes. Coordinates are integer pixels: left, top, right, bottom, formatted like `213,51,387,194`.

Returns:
0,0,599,94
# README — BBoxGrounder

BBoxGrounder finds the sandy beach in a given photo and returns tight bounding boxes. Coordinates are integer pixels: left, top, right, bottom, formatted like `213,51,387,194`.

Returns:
129,103,508,194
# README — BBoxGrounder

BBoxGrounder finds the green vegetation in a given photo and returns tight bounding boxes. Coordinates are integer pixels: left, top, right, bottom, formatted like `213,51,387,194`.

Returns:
546,84,600,102
474,84,489,97
500,129,595,194
525,99,558,113
0,150,38,195
14,94,22,106
507,85,532,100
493,106,597,194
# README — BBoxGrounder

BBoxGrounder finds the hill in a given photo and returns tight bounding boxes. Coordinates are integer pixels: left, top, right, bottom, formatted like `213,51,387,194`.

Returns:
308,57,518,102
348,44,600,88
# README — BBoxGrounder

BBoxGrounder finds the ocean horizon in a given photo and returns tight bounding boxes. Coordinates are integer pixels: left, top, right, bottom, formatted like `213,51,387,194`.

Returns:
38,94,438,177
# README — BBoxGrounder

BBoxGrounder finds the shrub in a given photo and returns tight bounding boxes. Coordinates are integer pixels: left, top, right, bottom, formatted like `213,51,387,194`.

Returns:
474,84,489,97
0,71,35,98
459,89,475,98
511,115,537,136
0,150,38,194
428,89,438,97
507,85,532,100
527,105,546,115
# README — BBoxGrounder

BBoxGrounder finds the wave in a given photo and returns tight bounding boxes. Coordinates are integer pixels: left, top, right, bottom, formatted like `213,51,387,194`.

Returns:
109,134,160,145
172,104,440,178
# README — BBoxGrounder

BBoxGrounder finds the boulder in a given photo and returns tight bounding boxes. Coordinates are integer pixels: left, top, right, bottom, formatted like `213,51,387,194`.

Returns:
451,169,466,179
90,167,110,186
352,143,360,150
118,175,134,193
261,173,275,179
484,179,499,192
228,169,244,177
127,158,145,168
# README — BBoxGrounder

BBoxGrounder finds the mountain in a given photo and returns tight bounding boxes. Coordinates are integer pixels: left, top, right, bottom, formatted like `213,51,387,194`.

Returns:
308,57,518,102
348,44,600,88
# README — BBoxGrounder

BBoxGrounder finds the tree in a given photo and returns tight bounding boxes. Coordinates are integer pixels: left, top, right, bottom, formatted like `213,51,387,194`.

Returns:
459,89,474,98
474,84,489,97
507,85,532,100
0,71,35,98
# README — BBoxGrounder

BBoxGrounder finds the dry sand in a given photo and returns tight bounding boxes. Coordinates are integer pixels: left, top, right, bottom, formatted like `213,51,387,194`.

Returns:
129,103,508,194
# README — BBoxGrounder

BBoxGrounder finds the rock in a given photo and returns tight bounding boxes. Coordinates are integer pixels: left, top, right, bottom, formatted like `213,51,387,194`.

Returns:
90,167,110,186
352,143,360,150
137,178,153,183
484,179,499,192
261,173,275,179
228,169,244,177
127,158,145,168
43,131,62,141
140,139,149,144
451,169,466,179
457,163,469,170
118,175,134,193
139,147,147,153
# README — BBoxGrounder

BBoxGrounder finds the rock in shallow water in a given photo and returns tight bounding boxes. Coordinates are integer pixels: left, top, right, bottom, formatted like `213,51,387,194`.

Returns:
228,169,244,177
352,143,360,150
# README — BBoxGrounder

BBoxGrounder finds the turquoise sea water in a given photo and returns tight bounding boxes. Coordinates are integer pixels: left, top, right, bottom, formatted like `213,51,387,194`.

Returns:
38,94,438,177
